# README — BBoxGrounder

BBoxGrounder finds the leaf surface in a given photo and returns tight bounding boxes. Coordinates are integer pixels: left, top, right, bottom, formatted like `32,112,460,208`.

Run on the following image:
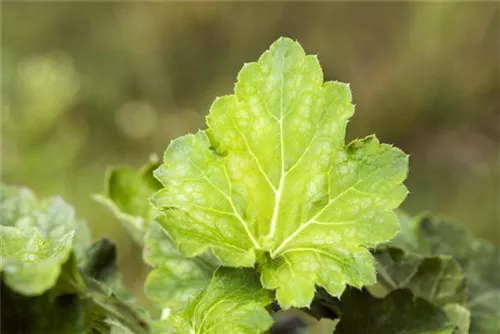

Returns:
170,267,273,334
153,37,409,308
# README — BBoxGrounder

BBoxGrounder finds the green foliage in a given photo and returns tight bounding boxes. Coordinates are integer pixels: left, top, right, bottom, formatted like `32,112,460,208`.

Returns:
152,37,409,309
385,212,500,334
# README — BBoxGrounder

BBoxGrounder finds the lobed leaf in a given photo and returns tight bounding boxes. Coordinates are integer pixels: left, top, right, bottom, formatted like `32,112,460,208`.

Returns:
153,37,409,308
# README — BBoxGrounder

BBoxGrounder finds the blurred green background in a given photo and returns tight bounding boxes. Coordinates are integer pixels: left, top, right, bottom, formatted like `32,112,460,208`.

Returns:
2,2,499,312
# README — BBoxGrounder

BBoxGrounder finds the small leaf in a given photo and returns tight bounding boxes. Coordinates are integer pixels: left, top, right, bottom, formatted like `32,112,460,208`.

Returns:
335,288,454,334
1,183,91,259
94,156,162,243
170,267,273,334
153,37,409,309
388,213,500,334
0,226,74,295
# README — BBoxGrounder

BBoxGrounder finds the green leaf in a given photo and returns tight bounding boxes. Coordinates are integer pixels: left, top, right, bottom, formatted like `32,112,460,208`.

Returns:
335,288,454,334
374,247,469,333
94,156,162,243
0,226,74,295
170,267,273,334
375,247,467,307
144,220,218,311
152,37,409,308
389,213,500,333
1,183,91,259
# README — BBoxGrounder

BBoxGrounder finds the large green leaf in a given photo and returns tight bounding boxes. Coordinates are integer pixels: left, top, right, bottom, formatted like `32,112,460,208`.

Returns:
389,213,500,333
0,183,90,259
152,37,409,308
335,288,454,334
169,267,273,334
0,226,75,295
96,159,219,310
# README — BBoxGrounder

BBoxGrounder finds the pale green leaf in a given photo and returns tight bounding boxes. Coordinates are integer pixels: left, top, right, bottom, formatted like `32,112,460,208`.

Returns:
0,183,90,259
0,226,74,295
389,213,500,334
152,37,408,308
335,288,454,334
170,267,273,334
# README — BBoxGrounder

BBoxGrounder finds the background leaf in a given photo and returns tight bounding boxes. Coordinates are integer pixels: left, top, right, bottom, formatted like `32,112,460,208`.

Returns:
387,213,500,333
0,226,75,295
335,288,453,334
1,183,91,259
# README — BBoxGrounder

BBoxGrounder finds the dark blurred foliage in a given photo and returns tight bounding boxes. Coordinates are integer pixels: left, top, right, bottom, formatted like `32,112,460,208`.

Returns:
2,2,499,309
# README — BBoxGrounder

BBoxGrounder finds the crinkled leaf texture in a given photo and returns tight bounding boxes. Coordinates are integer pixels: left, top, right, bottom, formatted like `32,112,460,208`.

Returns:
388,213,499,334
169,267,273,334
152,37,409,308
335,288,454,334
0,226,74,296
1,183,91,259
374,246,469,333
95,160,218,310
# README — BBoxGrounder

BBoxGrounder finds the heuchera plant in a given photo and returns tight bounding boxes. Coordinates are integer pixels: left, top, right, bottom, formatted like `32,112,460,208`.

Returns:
2,38,499,334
